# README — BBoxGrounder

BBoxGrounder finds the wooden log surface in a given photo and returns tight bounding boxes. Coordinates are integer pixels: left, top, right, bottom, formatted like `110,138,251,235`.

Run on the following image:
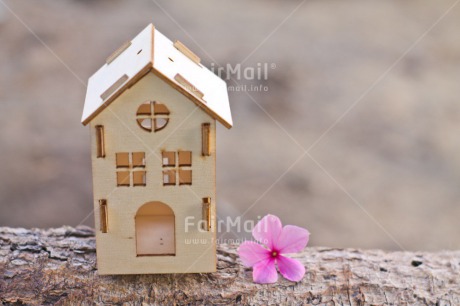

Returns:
0,226,459,305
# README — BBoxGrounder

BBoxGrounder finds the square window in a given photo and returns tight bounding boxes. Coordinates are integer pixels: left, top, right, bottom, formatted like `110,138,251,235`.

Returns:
132,152,145,167
178,151,192,166
163,170,176,185
162,151,176,167
179,169,192,185
117,171,130,186
116,152,130,168
133,171,146,186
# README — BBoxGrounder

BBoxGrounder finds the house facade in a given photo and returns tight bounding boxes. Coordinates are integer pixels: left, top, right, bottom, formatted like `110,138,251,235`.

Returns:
82,24,232,274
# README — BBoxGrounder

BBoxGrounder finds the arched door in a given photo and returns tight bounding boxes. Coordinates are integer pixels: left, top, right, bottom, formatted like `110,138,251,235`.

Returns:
135,201,175,256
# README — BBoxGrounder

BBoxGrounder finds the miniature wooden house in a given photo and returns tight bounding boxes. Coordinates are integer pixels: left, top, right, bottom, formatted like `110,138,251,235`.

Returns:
81,24,232,275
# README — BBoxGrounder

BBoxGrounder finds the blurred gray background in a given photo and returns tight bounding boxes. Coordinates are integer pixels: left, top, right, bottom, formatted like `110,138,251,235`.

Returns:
0,0,459,251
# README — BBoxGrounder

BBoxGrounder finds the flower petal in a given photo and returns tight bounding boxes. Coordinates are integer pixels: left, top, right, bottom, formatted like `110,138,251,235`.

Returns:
238,241,271,267
253,258,278,284
252,214,282,250
277,255,305,282
276,225,310,254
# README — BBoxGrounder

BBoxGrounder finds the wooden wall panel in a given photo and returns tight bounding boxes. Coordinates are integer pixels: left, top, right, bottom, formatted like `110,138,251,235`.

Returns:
90,72,217,274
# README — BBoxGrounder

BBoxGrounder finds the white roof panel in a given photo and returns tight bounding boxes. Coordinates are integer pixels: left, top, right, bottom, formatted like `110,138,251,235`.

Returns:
153,29,232,127
82,24,153,125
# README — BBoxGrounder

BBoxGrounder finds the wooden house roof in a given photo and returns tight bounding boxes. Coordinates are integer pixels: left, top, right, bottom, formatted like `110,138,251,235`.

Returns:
81,24,232,128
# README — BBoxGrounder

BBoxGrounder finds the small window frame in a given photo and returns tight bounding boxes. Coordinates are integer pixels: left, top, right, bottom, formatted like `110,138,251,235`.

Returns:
136,101,170,133
163,170,176,186
117,171,131,187
162,151,176,167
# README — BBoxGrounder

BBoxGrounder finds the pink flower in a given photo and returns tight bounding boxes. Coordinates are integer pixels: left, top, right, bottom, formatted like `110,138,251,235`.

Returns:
238,214,310,284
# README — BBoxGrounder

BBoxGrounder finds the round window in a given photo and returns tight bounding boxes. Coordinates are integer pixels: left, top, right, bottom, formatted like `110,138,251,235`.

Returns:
136,101,170,132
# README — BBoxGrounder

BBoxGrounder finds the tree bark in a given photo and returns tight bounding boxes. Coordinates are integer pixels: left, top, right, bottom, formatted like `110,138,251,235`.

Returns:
0,226,459,305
